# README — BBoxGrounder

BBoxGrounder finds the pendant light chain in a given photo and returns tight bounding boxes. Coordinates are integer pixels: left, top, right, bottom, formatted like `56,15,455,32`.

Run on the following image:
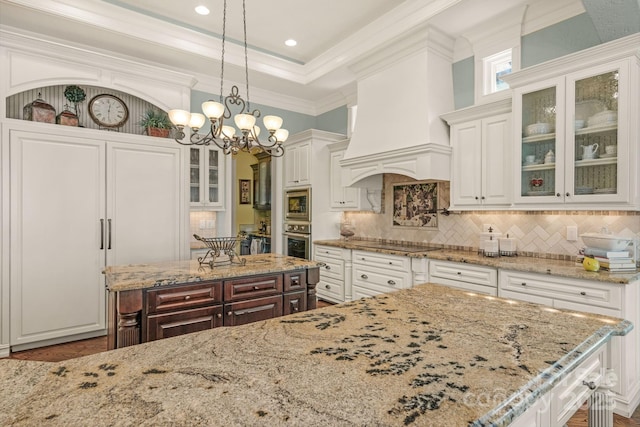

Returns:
219,0,227,103
242,0,251,113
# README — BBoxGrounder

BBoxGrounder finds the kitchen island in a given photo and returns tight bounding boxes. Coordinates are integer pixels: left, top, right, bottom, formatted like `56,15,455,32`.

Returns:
104,253,320,349
0,283,631,426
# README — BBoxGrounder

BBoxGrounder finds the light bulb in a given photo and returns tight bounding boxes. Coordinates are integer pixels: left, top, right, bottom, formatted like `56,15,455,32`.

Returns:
221,125,236,139
250,126,261,140
168,109,190,127
263,115,283,131
274,128,289,142
202,101,224,119
189,113,206,130
234,113,256,131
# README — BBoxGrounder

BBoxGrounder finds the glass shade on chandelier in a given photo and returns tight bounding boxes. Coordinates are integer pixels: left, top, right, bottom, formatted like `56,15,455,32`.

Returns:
167,0,287,157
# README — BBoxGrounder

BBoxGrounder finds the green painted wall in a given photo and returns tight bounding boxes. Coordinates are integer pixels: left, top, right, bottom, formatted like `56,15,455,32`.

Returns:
452,57,475,110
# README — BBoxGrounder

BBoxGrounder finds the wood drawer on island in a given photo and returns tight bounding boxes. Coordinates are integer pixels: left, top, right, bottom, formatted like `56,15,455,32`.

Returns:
224,295,283,327
145,305,223,342
145,281,222,314
224,274,283,301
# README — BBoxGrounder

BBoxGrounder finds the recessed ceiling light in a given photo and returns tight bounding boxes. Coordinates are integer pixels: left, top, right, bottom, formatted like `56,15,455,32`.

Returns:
195,5,210,15
284,39,297,47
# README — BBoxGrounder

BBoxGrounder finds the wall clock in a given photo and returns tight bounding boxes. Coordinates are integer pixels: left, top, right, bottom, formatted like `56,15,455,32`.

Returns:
88,94,129,128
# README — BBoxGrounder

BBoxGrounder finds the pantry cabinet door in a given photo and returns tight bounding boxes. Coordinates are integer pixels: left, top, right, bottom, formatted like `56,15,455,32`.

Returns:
450,120,482,207
10,131,106,347
106,142,182,266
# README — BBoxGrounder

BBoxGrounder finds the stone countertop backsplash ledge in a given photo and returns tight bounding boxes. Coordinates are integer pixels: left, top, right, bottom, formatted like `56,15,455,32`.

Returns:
314,239,640,285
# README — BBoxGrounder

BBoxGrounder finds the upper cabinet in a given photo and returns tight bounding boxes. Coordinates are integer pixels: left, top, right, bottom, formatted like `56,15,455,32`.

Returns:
252,152,271,210
284,140,311,188
328,141,365,210
512,61,631,208
504,34,639,211
190,146,224,210
441,99,512,210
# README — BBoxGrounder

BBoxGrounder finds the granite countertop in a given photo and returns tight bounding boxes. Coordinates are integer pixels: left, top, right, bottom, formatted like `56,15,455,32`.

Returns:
0,283,630,426
104,254,319,292
314,239,640,285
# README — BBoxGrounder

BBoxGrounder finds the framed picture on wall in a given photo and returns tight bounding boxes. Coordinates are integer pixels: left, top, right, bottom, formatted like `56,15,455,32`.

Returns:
392,181,438,228
239,179,251,204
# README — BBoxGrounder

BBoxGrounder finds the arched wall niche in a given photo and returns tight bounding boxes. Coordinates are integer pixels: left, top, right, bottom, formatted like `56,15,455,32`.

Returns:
6,84,171,136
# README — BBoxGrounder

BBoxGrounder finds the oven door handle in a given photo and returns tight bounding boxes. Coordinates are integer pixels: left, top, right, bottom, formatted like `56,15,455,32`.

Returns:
283,232,310,239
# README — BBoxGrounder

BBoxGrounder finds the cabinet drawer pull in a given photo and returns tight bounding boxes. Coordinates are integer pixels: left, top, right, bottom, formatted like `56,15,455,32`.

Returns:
457,272,462,275
292,280,299,286
387,280,396,285
227,311,233,316
360,274,368,279
325,284,331,289
580,291,586,296
253,286,259,290
325,265,331,270
217,313,222,318
100,218,104,250
521,282,527,286
388,261,393,265
184,295,191,300
583,380,596,390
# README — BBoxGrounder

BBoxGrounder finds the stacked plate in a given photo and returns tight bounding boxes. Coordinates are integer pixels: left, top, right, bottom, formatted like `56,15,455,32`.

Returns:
575,186,594,195
587,110,617,127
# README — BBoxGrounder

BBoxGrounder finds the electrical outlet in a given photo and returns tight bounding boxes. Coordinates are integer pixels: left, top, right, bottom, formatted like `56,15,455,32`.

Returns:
199,220,206,230
567,226,578,241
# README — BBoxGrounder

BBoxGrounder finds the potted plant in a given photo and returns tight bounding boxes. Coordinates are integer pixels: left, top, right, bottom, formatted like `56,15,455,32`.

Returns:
63,85,86,124
139,109,174,137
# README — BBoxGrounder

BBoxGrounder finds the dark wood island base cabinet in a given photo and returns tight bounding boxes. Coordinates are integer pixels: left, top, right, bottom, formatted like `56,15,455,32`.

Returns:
108,268,319,350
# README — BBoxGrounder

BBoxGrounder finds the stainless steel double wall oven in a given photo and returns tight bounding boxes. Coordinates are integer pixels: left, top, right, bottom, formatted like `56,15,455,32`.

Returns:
283,187,311,259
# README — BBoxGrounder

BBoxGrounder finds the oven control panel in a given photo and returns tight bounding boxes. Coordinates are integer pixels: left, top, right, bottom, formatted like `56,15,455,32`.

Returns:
284,223,311,234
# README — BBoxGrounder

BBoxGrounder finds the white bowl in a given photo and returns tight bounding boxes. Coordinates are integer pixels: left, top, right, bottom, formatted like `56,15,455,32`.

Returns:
525,122,553,136
574,119,585,130
581,233,633,251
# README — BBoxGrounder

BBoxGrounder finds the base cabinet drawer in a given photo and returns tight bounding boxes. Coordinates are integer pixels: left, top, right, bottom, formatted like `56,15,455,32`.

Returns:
317,277,345,303
224,274,283,301
352,285,386,300
352,264,411,293
316,256,345,281
146,281,223,314
224,295,283,326
352,250,410,271
429,260,497,287
284,291,306,316
145,305,223,341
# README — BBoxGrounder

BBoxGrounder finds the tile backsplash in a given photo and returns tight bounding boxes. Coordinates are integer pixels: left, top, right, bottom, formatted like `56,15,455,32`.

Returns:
189,211,217,243
344,175,640,261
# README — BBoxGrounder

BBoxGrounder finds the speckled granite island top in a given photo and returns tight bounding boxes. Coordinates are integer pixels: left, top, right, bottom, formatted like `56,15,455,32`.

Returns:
314,239,640,284
104,253,319,292
0,284,631,426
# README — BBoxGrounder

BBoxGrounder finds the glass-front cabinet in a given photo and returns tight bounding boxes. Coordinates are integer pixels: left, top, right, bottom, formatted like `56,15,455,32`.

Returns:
190,146,223,209
514,60,630,207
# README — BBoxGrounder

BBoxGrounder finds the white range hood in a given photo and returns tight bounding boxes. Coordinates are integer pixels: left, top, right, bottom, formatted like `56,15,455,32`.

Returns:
341,26,454,186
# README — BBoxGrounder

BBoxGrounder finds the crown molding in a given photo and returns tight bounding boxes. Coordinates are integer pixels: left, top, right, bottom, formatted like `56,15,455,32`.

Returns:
521,0,585,36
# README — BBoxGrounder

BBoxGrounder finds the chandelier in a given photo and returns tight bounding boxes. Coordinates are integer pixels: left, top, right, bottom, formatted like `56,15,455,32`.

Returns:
168,0,287,157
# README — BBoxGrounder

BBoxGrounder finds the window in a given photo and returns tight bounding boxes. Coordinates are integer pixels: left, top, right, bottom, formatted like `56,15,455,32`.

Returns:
483,49,512,95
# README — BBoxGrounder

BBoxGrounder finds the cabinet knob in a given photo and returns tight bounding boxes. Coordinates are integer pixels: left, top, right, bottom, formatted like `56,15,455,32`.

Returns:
521,282,527,286
217,313,222,318
475,196,479,200
566,192,571,197
556,193,561,197
387,280,396,286
457,272,462,275
293,307,299,312
481,196,485,200
580,291,586,296
388,261,393,265
325,265,331,270
184,295,191,300
583,380,596,391
325,284,331,289
361,274,368,279
253,286,259,290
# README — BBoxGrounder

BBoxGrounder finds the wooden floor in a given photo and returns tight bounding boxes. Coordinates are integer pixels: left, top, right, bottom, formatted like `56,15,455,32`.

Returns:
4,313,639,426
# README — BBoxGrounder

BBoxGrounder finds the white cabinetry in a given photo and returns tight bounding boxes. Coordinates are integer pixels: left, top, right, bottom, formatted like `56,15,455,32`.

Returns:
428,260,497,295
8,125,185,350
505,36,640,210
352,250,412,298
328,140,377,211
284,141,310,188
189,146,223,209
499,270,640,417
314,245,352,303
442,100,512,209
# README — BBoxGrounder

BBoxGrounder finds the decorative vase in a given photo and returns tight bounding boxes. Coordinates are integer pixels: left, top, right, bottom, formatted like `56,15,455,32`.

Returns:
148,127,170,138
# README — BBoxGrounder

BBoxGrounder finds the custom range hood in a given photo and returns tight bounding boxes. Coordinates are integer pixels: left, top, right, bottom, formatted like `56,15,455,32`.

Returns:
341,26,454,187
